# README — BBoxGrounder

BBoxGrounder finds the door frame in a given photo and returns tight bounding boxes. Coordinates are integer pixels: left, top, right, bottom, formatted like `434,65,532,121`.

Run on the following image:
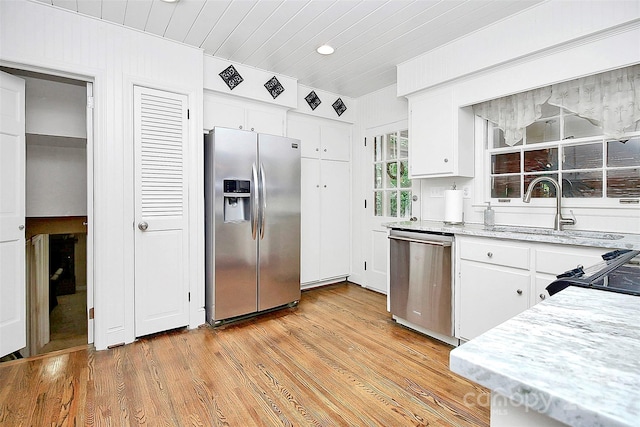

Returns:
361,120,421,294
1,62,96,351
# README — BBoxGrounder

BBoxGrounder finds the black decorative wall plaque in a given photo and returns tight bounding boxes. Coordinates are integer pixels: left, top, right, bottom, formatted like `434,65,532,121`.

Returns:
219,65,244,90
264,76,285,99
305,91,321,110
332,98,347,117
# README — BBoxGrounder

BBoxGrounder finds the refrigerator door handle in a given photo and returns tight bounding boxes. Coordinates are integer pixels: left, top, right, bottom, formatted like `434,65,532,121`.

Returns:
259,163,267,240
251,163,259,240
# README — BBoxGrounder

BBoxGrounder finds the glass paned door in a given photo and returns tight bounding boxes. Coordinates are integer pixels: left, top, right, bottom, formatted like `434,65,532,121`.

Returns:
373,130,412,220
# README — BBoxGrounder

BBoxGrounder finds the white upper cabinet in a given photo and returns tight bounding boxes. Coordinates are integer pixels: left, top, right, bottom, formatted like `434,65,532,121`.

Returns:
204,92,286,136
408,87,474,178
320,124,351,162
288,115,350,161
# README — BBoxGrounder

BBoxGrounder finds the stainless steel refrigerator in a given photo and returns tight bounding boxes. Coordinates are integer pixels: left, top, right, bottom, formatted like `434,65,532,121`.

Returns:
204,127,301,324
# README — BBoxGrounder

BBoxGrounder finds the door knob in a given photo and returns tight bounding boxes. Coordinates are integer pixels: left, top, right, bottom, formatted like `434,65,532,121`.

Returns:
517,289,523,295
138,222,149,231
18,225,25,230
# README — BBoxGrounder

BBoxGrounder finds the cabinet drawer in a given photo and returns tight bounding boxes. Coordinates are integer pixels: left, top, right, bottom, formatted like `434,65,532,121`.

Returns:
459,238,529,270
535,246,604,275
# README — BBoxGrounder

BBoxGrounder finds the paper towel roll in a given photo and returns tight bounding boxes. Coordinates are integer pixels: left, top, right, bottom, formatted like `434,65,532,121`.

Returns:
444,189,463,224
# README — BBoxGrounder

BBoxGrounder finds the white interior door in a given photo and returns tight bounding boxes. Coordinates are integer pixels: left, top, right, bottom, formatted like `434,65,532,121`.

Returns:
364,123,420,294
134,86,189,337
0,71,26,358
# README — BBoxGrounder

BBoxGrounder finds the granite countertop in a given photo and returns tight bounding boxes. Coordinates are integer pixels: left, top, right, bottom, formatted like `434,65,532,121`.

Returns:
449,287,640,427
384,220,640,251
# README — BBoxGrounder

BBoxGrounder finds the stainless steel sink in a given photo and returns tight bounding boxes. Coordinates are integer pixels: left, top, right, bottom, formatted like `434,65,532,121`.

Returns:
490,226,625,240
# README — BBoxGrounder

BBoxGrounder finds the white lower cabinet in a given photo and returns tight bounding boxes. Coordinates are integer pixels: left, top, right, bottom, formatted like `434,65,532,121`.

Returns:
457,237,531,341
456,235,609,341
301,158,350,286
459,262,530,341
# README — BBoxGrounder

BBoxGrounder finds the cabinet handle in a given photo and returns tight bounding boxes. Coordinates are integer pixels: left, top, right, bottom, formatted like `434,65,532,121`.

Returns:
487,252,493,258
239,125,243,129
444,158,449,163
315,148,319,152
324,184,327,188
324,148,327,152
251,127,255,131
539,293,546,300
517,289,523,295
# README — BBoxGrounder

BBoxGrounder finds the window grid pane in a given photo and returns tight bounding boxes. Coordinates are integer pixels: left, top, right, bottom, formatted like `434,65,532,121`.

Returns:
372,129,411,218
487,103,640,200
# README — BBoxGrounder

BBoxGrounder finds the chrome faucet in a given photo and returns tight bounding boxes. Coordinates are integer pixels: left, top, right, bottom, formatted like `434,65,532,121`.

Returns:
523,176,576,231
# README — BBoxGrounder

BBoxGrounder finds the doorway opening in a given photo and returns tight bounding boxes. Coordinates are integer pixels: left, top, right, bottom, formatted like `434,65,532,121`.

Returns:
1,66,92,357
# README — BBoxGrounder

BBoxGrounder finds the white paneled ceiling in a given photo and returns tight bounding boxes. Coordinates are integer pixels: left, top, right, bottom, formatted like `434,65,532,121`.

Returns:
40,0,542,98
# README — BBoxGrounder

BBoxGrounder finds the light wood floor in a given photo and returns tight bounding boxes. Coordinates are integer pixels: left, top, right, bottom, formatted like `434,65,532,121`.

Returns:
0,282,489,426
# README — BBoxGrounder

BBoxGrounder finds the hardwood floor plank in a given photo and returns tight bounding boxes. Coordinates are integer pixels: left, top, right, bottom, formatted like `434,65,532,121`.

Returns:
0,282,489,426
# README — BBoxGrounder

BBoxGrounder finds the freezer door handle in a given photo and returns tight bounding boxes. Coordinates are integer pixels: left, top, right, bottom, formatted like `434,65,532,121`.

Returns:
251,163,259,240
259,163,267,240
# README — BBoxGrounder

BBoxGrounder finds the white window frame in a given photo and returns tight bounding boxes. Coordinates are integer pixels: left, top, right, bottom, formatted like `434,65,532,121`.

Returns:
484,110,640,209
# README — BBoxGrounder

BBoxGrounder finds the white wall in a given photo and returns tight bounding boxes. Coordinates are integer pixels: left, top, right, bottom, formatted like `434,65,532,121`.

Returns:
0,0,204,350
24,75,86,138
26,136,87,217
397,0,640,97
396,0,640,234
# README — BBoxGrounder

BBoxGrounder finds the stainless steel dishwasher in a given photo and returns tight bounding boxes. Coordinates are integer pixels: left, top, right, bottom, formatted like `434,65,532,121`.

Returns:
389,229,454,339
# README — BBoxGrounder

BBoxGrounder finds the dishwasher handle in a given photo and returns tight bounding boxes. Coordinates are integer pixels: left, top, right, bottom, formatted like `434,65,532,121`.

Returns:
388,235,452,247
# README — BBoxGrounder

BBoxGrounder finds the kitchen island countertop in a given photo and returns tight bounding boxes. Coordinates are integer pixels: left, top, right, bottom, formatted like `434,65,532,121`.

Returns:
450,286,640,427
384,220,640,251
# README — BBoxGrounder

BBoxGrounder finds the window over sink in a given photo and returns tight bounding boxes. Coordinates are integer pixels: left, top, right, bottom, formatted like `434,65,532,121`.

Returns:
486,102,640,201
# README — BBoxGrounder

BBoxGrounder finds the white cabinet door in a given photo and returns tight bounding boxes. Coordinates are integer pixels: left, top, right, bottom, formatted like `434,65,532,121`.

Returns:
410,90,453,177
458,261,530,341
300,158,321,283
288,116,321,159
204,94,285,136
321,124,350,161
409,88,473,178
246,107,284,136
134,86,190,337
204,97,244,130
0,71,26,358
319,160,350,279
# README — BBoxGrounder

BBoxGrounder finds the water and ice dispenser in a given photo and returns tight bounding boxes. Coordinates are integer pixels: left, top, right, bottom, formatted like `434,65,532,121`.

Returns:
223,179,251,223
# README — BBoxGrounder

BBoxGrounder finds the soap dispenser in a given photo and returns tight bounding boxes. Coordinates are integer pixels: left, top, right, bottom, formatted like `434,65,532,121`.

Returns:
484,202,495,228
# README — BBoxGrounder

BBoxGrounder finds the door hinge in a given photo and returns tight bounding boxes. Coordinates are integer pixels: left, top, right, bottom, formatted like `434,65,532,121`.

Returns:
188,292,191,302
88,307,94,319
187,109,190,119
364,261,367,271
87,96,94,109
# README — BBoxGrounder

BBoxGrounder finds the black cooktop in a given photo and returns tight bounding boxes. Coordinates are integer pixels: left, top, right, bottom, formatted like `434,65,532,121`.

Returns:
547,249,640,297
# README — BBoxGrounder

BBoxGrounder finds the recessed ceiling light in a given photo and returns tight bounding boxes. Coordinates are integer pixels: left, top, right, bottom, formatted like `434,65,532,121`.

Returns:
161,0,179,3
316,44,335,55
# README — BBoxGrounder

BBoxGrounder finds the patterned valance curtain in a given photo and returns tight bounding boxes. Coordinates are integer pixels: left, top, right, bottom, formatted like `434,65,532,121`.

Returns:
473,64,640,146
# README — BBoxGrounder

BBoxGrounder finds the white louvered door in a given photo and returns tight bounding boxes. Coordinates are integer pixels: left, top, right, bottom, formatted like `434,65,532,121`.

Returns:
134,86,189,337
